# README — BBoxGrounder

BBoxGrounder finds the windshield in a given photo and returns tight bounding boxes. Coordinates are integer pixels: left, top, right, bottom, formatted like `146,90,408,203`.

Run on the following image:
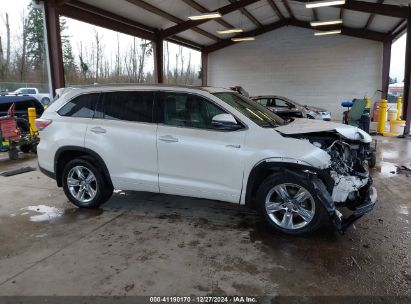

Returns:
213,92,286,127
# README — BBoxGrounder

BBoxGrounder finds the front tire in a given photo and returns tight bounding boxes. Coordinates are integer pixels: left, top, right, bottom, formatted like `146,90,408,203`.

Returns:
62,158,112,208
256,172,328,236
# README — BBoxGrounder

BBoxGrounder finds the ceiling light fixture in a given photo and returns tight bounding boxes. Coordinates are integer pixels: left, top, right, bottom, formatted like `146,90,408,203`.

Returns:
314,29,342,36
231,37,255,42
310,19,343,27
217,28,244,34
188,12,222,20
306,0,345,8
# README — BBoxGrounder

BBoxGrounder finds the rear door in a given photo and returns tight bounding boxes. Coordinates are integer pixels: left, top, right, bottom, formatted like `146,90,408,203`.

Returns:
85,90,159,192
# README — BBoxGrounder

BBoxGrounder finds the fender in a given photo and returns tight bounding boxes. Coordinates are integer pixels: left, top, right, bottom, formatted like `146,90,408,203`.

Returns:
243,159,334,208
54,146,113,188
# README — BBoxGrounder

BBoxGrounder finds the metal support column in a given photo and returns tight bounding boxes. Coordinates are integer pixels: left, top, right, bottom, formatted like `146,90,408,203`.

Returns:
154,31,164,84
201,51,208,87
381,40,392,100
403,10,411,135
44,1,65,95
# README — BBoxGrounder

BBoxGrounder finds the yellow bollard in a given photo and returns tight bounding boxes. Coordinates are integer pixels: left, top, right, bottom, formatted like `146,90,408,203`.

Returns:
27,107,37,134
377,99,388,134
397,96,403,120
365,97,371,109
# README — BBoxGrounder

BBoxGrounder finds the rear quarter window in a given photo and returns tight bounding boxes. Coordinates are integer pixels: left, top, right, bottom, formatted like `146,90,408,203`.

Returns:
58,93,100,118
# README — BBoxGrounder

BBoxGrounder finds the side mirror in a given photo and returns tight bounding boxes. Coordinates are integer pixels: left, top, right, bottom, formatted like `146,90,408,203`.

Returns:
212,114,242,130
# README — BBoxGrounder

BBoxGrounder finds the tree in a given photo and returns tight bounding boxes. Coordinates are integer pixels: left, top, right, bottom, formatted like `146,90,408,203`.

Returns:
19,10,29,82
78,41,89,80
60,17,76,78
138,40,152,82
0,13,11,80
26,3,44,71
92,28,103,81
389,76,398,84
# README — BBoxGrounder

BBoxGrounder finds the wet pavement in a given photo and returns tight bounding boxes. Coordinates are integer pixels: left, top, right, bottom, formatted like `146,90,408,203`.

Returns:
0,136,410,296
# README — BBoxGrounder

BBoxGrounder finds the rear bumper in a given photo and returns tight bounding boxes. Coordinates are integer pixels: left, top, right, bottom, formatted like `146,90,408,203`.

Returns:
38,163,56,180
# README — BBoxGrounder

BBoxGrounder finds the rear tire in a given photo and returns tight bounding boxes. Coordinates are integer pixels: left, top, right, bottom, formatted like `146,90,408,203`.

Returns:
62,158,112,208
256,172,328,236
19,144,31,153
8,148,19,160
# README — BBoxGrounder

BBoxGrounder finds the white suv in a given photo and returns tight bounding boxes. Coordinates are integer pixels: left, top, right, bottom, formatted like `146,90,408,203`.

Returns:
36,85,377,235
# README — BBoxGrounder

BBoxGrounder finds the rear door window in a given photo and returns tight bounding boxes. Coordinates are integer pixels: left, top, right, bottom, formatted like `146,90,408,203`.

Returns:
58,93,100,118
100,91,154,123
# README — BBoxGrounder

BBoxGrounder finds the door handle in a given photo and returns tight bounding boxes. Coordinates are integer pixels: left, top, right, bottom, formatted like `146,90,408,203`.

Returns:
225,144,241,149
159,135,179,143
90,126,107,134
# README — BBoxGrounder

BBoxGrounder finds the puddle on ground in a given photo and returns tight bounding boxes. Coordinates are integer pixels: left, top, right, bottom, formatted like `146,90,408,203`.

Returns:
373,161,411,178
114,189,127,196
20,205,64,222
373,161,398,176
17,204,104,223
398,205,409,216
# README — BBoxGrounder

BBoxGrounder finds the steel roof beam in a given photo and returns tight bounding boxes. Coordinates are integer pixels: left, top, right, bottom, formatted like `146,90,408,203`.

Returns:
181,0,235,29
125,0,220,41
204,19,287,52
228,0,263,28
292,0,409,18
267,0,285,19
363,0,385,31
163,0,261,38
289,19,391,42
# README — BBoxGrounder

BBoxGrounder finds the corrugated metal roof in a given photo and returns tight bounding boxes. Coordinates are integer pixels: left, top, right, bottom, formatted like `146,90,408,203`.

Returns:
69,0,411,48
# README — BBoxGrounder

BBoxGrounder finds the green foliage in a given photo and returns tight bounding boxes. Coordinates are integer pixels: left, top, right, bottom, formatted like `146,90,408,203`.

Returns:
26,4,76,74
26,3,44,69
60,17,76,74
389,76,398,84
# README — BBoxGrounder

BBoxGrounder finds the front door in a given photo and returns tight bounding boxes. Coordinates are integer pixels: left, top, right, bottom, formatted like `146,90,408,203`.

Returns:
156,92,246,203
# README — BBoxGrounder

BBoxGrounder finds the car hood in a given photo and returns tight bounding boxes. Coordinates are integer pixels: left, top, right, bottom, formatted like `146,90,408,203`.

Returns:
276,118,372,143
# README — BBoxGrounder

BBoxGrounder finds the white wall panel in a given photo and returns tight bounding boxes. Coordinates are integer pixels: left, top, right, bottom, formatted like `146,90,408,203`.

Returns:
208,26,383,118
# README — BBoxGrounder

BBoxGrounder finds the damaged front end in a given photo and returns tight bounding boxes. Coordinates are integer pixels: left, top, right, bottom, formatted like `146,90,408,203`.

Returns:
286,132,377,233
323,138,377,232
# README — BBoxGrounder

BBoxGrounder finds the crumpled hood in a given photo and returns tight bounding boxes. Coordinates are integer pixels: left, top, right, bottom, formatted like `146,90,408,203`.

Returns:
276,118,372,143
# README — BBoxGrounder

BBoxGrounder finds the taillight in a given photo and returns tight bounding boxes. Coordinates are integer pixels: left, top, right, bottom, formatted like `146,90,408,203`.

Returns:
35,119,52,131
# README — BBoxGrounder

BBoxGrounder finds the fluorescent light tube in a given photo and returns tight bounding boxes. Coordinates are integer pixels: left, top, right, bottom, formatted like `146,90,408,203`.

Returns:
188,12,222,20
306,0,345,8
231,37,255,42
314,30,342,36
310,19,343,27
217,28,244,34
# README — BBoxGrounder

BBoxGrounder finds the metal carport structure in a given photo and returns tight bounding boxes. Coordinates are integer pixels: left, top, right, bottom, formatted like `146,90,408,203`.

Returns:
41,0,411,133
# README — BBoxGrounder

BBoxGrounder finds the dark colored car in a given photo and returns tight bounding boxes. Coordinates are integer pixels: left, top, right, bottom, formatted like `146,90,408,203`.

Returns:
0,95,44,118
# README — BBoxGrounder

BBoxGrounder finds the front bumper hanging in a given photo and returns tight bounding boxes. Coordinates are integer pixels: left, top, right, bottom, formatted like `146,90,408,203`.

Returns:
340,186,377,232
312,177,377,234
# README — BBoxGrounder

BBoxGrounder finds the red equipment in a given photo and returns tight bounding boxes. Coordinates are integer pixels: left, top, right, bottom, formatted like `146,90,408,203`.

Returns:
0,119,19,139
0,104,19,139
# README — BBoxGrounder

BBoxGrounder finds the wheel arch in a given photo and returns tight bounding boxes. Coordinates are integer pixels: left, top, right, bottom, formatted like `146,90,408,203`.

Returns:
244,160,334,209
54,146,113,188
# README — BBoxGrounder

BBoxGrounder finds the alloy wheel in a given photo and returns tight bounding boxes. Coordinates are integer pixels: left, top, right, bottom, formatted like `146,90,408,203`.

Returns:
67,166,98,203
265,183,315,230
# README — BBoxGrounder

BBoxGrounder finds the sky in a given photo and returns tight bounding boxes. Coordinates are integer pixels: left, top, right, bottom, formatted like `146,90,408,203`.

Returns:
0,0,407,82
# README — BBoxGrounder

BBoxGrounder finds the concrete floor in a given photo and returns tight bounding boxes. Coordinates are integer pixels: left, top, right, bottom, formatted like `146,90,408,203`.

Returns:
0,136,410,296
